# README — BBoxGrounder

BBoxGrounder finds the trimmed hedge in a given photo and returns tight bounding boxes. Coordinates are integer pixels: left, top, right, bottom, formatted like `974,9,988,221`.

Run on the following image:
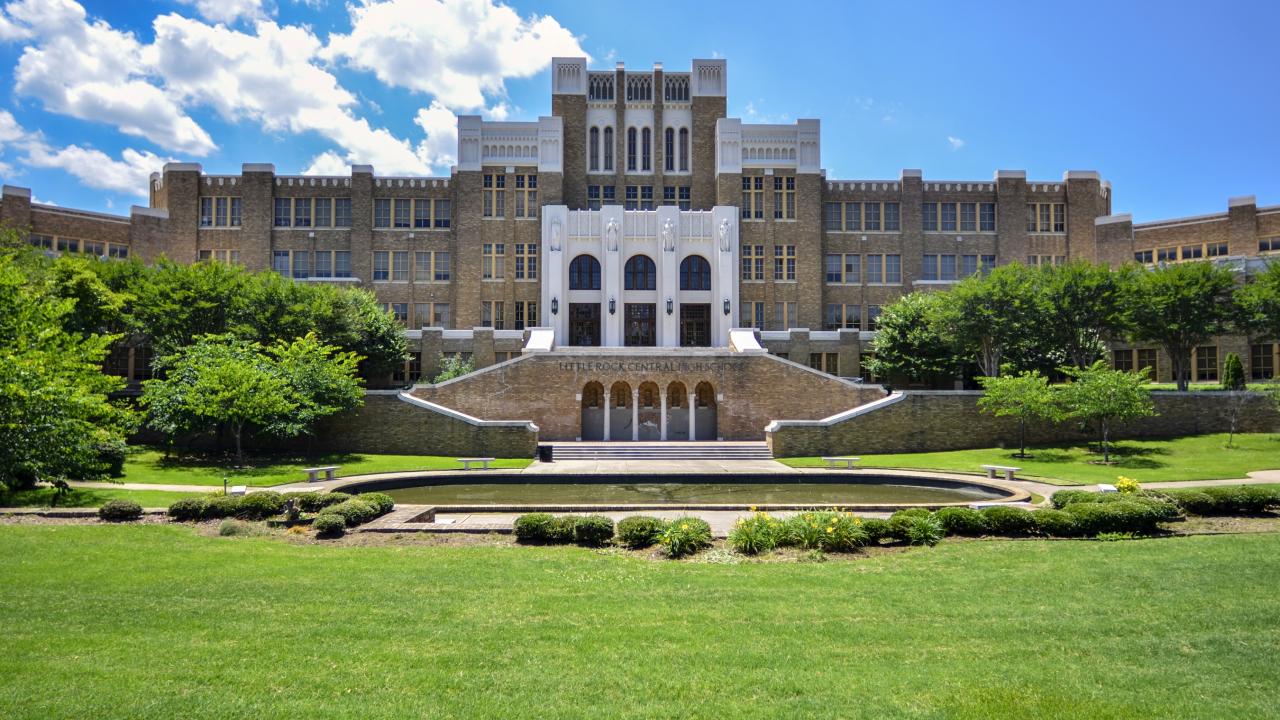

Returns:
358,492,396,516
934,507,988,537
203,495,243,519
513,513,555,543
167,496,209,522
235,491,284,520
1033,509,1079,537
313,514,346,537
616,516,667,548
860,518,892,544
658,517,713,558
323,498,380,528
981,506,1037,537
545,516,578,544
888,508,932,541
98,499,143,522
573,515,615,547
1063,497,1182,535
285,491,352,513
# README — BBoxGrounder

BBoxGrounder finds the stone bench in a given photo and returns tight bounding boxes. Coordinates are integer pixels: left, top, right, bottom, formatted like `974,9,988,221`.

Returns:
458,457,495,471
1097,483,1118,493
229,485,247,496
981,464,1022,481
821,456,861,469
303,466,341,483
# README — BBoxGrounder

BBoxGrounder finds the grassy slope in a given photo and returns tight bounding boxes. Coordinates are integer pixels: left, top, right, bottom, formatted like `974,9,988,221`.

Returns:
0,487,209,508
115,449,533,487
781,433,1280,485
2,525,1279,719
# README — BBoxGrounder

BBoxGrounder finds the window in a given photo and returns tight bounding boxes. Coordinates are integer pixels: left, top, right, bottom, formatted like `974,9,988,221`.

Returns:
641,128,651,171
514,301,538,330
433,198,451,228
515,243,537,280
774,302,797,329
482,301,505,330
274,198,291,227
291,251,310,279
295,198,313,228
741,244,765,281
864,202,880,231
867,305,883,330
372,251,390,281
885,202,900,231
940,254,956,280
624,254,656,290
1251,343,1276,380
640,185,654,210
200,197,213,227
825,254,860,284
1134,250,1154,264
809,353,839,375
940,202,957,232
860,352,879,382
961,255,978,277
391,251,408,281
82,240,104,256
334,251,351,278
483,173,505,217
1195,345,1219,382
315,198,332,227
55,237,78,253
663,186,676,205
414,198,431,228
389,303,409,324
335,198,352,227
1146,242,1231,263
1260,237,1280,253
1027,255,1066,267
107,243,129,259
680,255,711,291
414,302,451,328
569,254,601,290
773,176,795,219
515,174,538,217
28,233,52,250
198,249,240,265
373,198,391,227
678,128,689,172
273,250,290,275
415,251,451,282
587,185,602,210
603,127,614,171
824,202,841,231
1027,202,1066,233
979,202,996,231
960,202,976,232
865,254,901,284
482,243,505,280
678,186,691,210
625,185,638,210
741,176,764,219
589,127,600,171
773,245,796,281
824,304,861,330
1113,349,1135,373
741,301,765,328
313,250,332,277
664,128,675,172
922,202,937,232
392,199,410,228
627,127,637,171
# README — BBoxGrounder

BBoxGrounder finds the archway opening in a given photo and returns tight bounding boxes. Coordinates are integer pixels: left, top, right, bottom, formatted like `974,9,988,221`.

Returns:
580,381,604,441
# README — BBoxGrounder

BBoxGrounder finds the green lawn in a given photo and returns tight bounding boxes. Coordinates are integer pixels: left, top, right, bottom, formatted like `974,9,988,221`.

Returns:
117,448,533,487
780,433,1280,485
0,486,211,509
2,525,1279,718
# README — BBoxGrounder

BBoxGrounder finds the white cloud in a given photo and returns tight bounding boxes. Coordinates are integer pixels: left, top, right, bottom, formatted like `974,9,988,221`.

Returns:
947,135,965,150
301,150,348,175
323,0,588,109
23,141,168,196
176,0,266,24
413,101,458,169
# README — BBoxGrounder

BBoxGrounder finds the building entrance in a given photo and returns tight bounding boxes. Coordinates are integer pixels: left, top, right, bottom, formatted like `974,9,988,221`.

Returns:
569,303,601,346
679,304,711,347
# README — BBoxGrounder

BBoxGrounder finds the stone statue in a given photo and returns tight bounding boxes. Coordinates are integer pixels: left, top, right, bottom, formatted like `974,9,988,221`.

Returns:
549,219,562,252
605,218,619,252
718,218,733,253
661,218,677,252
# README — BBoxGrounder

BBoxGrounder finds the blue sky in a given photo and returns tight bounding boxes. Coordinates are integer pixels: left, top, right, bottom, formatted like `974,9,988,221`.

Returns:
0,0,1275,220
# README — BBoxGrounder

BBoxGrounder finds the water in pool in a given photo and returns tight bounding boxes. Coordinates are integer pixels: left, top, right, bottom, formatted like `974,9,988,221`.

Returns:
379,479,1006,505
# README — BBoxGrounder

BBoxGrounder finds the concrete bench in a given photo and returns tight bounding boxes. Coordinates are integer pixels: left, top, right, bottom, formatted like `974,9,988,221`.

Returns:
458,457,495,471
229,485,247,496
821,456,861,469
981,464,1022,481
303,466,341,483
1097,483,1118,493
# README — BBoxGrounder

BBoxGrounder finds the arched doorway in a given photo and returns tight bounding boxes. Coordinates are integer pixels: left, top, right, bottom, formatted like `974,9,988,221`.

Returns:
666,381,689,441
580,381,604,441
694,381,717,441
637,381,661,440
609,381,632,441
568,255,601,347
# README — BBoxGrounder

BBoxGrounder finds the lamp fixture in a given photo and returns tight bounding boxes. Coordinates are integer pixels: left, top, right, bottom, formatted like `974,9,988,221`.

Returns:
551,297,559,315
609,297,616,315
665,298,673,315
722,298,731,316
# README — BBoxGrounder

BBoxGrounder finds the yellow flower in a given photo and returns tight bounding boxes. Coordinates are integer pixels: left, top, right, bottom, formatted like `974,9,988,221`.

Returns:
826,527,834,534
749,505,757,512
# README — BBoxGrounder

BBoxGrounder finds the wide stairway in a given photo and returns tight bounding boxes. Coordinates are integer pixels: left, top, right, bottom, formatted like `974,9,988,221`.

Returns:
547,441,773,461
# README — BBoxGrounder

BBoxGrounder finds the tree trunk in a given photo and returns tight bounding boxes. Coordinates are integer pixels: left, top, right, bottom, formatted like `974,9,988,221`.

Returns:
1018,416,1027,458
233,423,243,465
1101,418,1111,464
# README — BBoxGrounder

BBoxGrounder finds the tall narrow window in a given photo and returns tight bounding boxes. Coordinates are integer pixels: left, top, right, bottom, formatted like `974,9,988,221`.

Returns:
200,197,213,227
603,127,614,171
624,254,656,290
678,128,689,172
482,243,505,280
626,127,637,171
641,127,651,172
229,198,242,227
295,198,312,227
373,198,390,227
773,176,795,219
483,173,505,217
274,198,291,227
515,174,537,218
589,127,600,171
393,199,411,228
335,198,352,227
314,198,331,227
515,243,538,280
214,197,229,227
664,128,674,172
774,245,796,280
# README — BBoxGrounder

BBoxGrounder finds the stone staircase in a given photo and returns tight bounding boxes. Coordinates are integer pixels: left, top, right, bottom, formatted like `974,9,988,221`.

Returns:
546,441,773,461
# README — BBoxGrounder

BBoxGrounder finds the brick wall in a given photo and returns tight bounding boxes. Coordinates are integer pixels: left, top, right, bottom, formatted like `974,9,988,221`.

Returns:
314,392,538,457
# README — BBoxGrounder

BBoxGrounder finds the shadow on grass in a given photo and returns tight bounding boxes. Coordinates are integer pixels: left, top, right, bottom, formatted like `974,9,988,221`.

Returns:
147,451,376,477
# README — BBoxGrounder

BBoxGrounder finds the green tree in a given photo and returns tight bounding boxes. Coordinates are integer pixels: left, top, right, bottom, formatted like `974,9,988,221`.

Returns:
0,256,135,492
267,332,364,433
49,256,133,338
1040,261,1131,370
1236,260,1280,344
943,263,1045,377
1124,262,1237,391
432,354,475,383
1222,352,1245,391
1059,360,1157,463
976,370,1062,458
865,291,958,384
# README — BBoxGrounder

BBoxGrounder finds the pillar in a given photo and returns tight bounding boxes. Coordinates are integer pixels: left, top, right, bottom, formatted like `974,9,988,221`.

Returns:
603,387,611,441
688,391,696,441
631,388,640,441
659,391,668,441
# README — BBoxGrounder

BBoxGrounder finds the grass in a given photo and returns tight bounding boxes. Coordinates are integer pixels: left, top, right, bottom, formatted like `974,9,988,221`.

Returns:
1,525,1279,718
0,486,211,508
115,448,533,487
780,433,1280,485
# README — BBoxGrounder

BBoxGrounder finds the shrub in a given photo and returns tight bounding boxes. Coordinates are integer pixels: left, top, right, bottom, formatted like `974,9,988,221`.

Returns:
781,511,868,552
545,516,578,544
313,514,346,537
167,496,209,522
904,514,945,546
981,506,1037,537
203,495,243,519
1115,476,1142,494
616,516,667,548
98,499,143,522
1157,490,1217,515
728,512,783,555
217,519,263,537
235,491,285,520
323,498,380,528
1033,508,1079,537
95,440,128,478
1222,352,1245,391
1202,485,1280,515
1051,490,1099,509
513,512,555,543
286,491,352,513
573,515,615,547
860,518,892,544
888,508,933,541
658,517,712,558
1063,497,1182,536
934,507,988,537
357,492,395,516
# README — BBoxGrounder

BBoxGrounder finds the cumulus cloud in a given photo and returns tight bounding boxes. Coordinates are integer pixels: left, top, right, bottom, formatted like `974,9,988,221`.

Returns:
23,141,167,196
176,0,267,24
947,135,965,150
323,0,588,109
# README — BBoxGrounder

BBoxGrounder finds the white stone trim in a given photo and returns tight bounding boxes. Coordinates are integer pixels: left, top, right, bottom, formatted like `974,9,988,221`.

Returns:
163,162,201,173
396,392,537,430
765,391,903,432
1063,170,1101,181
1228,195,1256,208
1095,213,1133,226
2,184,31,198
242,163,274,173
131,206,169,219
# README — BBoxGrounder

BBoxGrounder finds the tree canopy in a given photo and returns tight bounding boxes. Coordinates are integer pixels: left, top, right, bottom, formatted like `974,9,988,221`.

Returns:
1059,361,1156,463
866,291,958,384
1125,261,1237,391
976,370,1062,457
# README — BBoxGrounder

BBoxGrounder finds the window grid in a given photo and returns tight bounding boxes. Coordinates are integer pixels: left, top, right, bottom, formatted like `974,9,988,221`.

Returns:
824,303,861,331
741,176,764,219
515,174,538,218
773,176,796,219
482,243,506,280
741,244,765,281
483,173,506,217
773,245,796,281
482,301,505,330
515,243,538,280
1027,202,1067,233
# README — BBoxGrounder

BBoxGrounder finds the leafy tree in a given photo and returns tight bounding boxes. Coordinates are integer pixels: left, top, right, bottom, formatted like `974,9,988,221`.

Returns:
865,291,959,384
0,256,135,491
976,370,1062,458
1222,352,1245,391
128,260,250,355
1236,260,1280,343
49,256,133,338
267,332,364,432
1059,361,1157,463
1039,261,1131,370
432,354,475,383
1124,262,1237,391
943,263,1045,377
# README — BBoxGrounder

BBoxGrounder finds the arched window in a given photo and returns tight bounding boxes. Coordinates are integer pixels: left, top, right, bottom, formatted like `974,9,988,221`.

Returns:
680,255,711,291
582,381,603,408
603,127,614,171
626,127,637,171
695,381,716,408
569,254,601,290
667,381,687,408
589,127,599,171
641,127,651,172
664,128,675,172
610,382,631,408
624,254,656,291
678,128,689,172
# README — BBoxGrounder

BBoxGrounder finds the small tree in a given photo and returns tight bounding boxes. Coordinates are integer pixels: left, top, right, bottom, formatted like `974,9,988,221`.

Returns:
976,370,1062,458
1221,352,1245,391
432,354,475,383
1223,390,1252,448
1059,361,1157,463
1236,261,1280,345
1124,262,1236,391
865,291,959,384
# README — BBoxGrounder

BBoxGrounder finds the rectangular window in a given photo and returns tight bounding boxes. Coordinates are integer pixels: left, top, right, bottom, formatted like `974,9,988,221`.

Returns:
981,255,996,274
773,176,796,219
741,176,764,219
200,197,213,227
273,250,291,275
293,198,311,228
678,186,690,211
940,202,957,232
741,244,765,281
923,254,939,281
884,202,900,231
603,186,615,205
824,304,860,330
1250,343,1275,380
1136,348,1158,380
373,198,391,228
587,185,602,211
229,197,242,227
773,245,796,281
515,243,538,280
434,251,451,281
960,202,976,232
274,198,291,227
961,254,978,277
741,301,765,329
314,198,332,227
392,199,410,228
372,251,389,281
1113,349,1135,373
433,199,451,228
867,305,883,330
514,300,538,330
291,251,309,279
1134,249,1154,264
640,185,653,211
414,252,432,282
482,301,505,330
922,203,937,232
625,185,638,210
483,173,505,217
414,302,450,328
979,202,996,231
214,197,229,227
809,352,839,375
414,198,431,228
1260,237,1280,253
389,303,408,325
939,254,957,281
825,254,843,283
515,173,537,217
664,186,677,206
845,202,862,231
1028,203,1067,233
483,243,505,280
774,301,797,329
334,251,351,278
824,202,842,231
314,250,332,278
335,198,352,227
392,251,409,281
1195,345,1219,381
864,202,881,231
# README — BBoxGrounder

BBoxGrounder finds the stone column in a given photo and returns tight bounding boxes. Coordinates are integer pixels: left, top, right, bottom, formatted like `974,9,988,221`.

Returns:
659,391,668,441
603,387,611,441
631,388,640,441
688,391,697,441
